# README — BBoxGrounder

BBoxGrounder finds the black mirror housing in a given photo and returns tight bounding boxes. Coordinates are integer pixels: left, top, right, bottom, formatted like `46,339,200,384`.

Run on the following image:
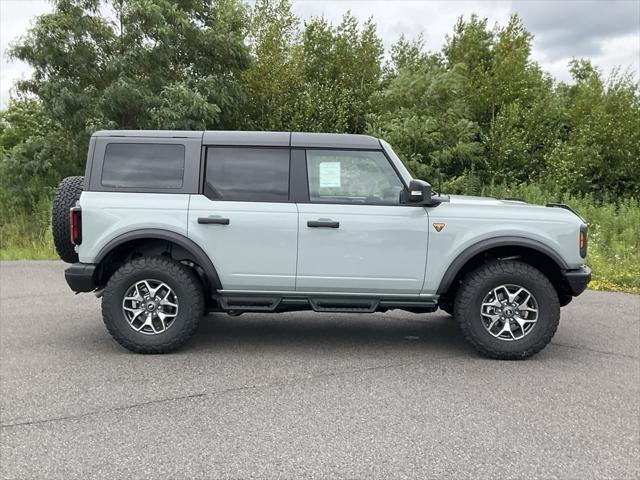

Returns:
407,179,432,204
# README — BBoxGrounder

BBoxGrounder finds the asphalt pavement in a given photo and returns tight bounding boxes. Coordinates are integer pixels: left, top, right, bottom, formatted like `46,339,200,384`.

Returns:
1,261,638,479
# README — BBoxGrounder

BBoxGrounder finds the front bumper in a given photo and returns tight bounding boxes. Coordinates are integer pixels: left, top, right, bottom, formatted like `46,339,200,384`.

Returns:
65,263,97,292
562,266,592,296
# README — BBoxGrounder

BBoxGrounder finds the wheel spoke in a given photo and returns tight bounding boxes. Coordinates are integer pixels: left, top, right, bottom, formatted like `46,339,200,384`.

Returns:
123,306,144,320
134,283,144,300
141,280,153,297
151,282,166,297
482,311,501,320
516,292,531,307
517,315,537,324
482,298,502,308
519,306,537,313
506,287,523,304
487,317,501,332
131,315,148,332
159,290,177,308
494,286,509,302
156,312,169,331
497,320,514,338
149,315,162,334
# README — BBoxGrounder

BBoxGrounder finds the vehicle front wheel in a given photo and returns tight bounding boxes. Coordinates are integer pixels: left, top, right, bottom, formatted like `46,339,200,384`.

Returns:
454,260,560,360
102,256,204,354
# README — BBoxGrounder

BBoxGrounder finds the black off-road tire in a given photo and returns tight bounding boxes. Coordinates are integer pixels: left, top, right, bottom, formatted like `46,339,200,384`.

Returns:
454,260,560,360
102,256,205,354
52,176,84,263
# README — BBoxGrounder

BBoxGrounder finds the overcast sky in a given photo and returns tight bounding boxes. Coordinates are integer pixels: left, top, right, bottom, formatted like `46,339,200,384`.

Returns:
1,0,639,108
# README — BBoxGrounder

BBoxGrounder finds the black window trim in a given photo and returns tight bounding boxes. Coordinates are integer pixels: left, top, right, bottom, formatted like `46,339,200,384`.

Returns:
198,144,417,207
297,147,415,207
201,145,293,204
100,142,186,191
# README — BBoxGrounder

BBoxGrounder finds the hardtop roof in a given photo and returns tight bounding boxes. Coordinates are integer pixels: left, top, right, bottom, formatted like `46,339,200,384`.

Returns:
92,130,382,150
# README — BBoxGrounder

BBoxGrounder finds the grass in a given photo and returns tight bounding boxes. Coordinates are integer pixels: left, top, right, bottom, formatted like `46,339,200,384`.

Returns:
1,187,638,293
0,201,56,260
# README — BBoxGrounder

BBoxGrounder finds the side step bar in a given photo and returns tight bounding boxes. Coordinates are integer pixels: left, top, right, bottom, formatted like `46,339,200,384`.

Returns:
219,296,281,312
309,298,379,313
214,294,437,314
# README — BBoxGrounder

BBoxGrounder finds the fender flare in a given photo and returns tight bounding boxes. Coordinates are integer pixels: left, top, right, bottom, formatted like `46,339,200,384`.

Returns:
436,236,569,295
95,228,222,290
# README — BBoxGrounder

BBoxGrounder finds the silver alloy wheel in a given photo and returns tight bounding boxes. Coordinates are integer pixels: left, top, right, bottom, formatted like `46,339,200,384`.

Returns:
122,279,179,335
480,284,539,341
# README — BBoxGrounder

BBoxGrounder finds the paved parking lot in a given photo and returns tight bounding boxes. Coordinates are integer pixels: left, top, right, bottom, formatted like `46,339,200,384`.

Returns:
1,261,639,479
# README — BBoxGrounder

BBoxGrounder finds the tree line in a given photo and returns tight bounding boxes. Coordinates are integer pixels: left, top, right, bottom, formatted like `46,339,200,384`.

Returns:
1,0,638,214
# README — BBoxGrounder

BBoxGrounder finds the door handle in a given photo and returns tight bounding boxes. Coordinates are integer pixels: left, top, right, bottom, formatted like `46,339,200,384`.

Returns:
307,219,339,228
198,216,230,225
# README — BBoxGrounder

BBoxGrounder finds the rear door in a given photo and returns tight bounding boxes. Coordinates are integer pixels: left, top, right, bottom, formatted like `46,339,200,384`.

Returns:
295,149,429,294
188,147,298,291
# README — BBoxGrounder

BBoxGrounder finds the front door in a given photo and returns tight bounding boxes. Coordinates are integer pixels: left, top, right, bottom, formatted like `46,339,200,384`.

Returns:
296,149,429,294
188,147,298,291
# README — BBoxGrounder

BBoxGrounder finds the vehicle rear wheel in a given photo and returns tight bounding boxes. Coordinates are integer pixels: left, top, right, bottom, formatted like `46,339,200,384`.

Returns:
51,176,84,263
454,260,560,360
102,256,204,354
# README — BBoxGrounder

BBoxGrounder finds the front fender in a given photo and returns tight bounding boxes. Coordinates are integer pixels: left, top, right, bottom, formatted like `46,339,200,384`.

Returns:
421,202,581,294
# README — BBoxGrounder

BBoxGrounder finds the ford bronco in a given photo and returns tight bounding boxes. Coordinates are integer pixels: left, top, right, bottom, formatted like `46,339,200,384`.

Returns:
53,130,591,358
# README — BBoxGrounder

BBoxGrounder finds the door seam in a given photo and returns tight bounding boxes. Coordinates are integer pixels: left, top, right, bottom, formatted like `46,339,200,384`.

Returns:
186,194,192,237
294,202,300,290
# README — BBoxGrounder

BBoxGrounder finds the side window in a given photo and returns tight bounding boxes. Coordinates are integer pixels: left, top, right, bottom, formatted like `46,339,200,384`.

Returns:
205,148,290,202
101,143,185,189
306,150,404,205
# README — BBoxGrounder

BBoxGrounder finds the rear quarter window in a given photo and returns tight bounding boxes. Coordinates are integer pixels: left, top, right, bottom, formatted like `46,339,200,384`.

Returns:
101,143,185,189
204,147,290,202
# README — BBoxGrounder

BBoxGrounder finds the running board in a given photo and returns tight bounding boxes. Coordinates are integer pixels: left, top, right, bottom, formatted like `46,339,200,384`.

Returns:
215,293,437,314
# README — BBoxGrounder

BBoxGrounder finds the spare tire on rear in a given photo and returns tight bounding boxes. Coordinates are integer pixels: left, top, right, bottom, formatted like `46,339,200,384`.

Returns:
52,176,84,263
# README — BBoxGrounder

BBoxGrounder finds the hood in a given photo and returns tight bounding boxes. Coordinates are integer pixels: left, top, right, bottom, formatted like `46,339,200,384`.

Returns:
447,194,528,206
444,194,585,222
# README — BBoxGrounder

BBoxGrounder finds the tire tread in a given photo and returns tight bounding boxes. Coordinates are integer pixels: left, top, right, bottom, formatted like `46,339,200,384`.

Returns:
51,176,84,263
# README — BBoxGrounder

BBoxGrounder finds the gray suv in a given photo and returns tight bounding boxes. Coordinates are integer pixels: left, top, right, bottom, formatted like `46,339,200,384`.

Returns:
52,130,591,358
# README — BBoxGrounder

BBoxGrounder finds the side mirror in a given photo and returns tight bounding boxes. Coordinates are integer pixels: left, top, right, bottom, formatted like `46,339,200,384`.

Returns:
407,179,432,204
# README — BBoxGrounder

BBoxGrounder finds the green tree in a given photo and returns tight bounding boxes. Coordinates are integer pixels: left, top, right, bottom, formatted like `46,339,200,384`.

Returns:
290,13,384,133
444,14,548,128
7,0,251,189
547,60,640,197
483,85,565,183
0,98,77,213
367,60,483,181
241,0,301,130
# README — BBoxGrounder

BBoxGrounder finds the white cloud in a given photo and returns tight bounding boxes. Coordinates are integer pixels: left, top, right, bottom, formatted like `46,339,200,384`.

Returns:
1,0,638,108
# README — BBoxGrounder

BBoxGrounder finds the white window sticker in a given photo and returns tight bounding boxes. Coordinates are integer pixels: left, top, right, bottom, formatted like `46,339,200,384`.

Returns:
319,162,341,188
